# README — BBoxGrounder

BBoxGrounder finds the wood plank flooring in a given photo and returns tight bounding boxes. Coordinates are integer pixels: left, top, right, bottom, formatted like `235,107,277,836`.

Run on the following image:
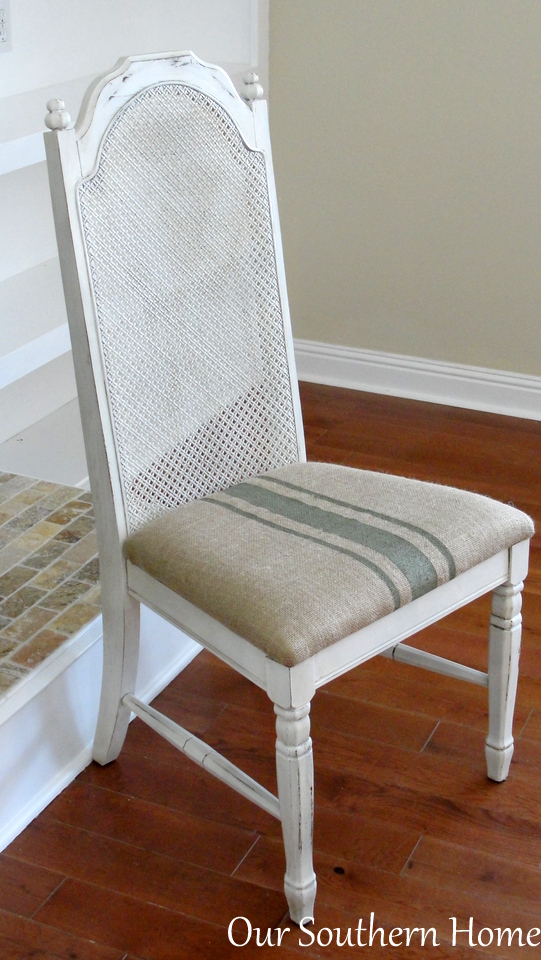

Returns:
1,383,540,959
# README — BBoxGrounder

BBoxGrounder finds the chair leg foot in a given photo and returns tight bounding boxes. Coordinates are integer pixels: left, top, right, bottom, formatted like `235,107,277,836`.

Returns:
485,581,523,783
285,876,317,926
275,702,317,925
485,742,514,782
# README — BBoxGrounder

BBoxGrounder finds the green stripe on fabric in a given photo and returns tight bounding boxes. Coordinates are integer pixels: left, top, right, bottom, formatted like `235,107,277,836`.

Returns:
204,497,402,609
224,483,439,601
266,475,457,580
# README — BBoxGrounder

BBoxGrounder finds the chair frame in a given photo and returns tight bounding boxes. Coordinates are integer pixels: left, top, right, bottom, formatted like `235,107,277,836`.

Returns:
44,52,529,924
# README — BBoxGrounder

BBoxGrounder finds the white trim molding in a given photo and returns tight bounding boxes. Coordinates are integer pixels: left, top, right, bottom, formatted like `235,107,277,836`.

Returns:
0,132,45,176
0,610,201,852
0,324,71,390
294,339,541,422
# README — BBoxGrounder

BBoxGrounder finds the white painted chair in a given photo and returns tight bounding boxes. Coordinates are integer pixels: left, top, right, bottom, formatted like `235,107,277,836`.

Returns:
44,53,534,924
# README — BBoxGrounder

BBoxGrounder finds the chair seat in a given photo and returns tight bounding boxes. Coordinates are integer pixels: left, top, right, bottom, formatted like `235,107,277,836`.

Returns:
124,462,534,666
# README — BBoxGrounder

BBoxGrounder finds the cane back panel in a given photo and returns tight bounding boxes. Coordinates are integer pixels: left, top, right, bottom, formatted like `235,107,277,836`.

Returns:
77,82,300,532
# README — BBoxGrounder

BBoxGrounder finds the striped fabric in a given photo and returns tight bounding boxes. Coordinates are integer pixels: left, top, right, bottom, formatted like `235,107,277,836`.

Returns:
124,462,534,666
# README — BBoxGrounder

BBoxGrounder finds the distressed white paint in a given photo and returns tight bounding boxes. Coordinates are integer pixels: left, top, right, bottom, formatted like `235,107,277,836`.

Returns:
275,702,316,924
45,52,531,924
485,581,524,781
124,694,280,819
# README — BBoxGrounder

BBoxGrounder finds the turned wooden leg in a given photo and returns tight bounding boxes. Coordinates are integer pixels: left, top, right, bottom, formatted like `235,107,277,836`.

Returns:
93,591,140,765
485,580,523,782
274,702,317,924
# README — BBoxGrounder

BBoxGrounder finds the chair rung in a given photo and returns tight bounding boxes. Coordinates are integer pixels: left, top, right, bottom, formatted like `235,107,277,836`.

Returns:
122,694,281,820
382,644,488,686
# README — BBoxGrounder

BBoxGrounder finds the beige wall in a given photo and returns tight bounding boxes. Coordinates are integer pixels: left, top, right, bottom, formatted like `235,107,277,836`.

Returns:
269,1,541,376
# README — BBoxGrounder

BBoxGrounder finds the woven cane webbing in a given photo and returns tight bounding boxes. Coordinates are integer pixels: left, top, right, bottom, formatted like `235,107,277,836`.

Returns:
77,83,299,532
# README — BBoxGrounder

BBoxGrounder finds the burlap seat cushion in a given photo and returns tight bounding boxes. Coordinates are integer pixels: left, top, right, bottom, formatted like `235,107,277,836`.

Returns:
124,462,534,666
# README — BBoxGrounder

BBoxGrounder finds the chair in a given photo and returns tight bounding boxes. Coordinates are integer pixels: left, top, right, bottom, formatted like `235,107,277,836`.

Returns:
44,52,534,924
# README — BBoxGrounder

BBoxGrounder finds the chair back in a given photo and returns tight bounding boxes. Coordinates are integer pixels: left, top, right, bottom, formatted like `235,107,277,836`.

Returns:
45,53,304,537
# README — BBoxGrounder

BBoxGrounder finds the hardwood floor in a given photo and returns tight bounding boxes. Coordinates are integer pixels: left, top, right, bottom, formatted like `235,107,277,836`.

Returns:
1,383,540,959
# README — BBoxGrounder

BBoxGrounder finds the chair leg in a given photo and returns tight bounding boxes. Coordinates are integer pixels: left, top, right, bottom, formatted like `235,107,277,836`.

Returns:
93,592,140,765
485,580,523,782
274,702,317,924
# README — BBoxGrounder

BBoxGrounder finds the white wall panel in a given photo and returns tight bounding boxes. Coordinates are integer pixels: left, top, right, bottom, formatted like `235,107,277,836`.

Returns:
0,0,259,97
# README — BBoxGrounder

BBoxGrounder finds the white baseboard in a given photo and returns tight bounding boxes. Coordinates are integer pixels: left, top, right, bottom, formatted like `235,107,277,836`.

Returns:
294,339,541,422
0,609,201,852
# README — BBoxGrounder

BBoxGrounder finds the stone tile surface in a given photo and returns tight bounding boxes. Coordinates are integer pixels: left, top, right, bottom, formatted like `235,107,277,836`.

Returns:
0,474,100,699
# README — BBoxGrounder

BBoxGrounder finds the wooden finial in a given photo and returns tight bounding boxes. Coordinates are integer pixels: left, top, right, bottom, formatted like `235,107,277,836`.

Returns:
44,99,71,130
242,71,264,103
